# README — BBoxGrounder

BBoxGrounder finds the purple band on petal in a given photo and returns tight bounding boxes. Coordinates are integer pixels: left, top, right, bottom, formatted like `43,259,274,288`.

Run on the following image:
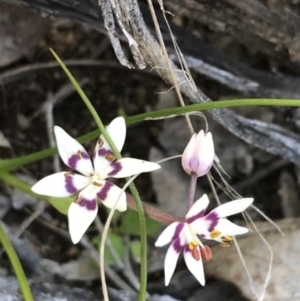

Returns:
172,237,182,253
78,199,97,211
98,148,113,157
186,210,206,224
68,152,89,169
184,245,191,253
97,181,113,201
171,223,184,241
65,175,78,194
108,161,122,176
205,212,219,232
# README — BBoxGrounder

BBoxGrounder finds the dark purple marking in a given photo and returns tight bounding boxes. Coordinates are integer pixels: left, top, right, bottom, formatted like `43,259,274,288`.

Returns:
172,238,182,253
78,198,97,211
171,222,184,241
108,161,122,176
205,212,219,232
184,244,191,253
186,210,206,224
98,148,113,157
67,151,90,169
97,181,113,201
65,175,78,194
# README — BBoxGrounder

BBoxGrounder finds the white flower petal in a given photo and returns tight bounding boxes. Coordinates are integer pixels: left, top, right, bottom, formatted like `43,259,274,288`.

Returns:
184,249,205,286
186,194,210,222
93,117,126,175
106,117,126,152
31,172,90,197
105,158,160,178
164,240,181,286
68,185,99,244
181,134,196,175
97,181,127,212
93,141,114,176
155,222,183,247
190,218,211,237
54,126,93,176
212,198,254,218
197,132,214,164
214,219,249,237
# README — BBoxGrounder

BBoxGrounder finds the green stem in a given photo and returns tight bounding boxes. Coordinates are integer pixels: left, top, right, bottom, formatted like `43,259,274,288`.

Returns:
2,98,300,172
0,223,34,301
51,50,148,301
0,172,71,214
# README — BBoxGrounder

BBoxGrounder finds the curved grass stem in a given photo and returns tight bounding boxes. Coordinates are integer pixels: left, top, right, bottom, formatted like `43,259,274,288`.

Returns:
0,223,34,301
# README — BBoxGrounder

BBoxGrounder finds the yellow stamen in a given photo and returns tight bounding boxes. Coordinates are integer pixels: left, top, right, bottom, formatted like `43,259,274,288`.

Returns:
220,242,231,248
210,230,221,239
188,240,198,250
64,172,73,178
93,181,103,187
98,138,104,147
74,196,82,204
223,235,233,242
77,150,83,158
105,153,115,161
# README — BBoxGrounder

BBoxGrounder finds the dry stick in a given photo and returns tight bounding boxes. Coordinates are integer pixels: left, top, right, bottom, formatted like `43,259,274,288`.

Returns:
94,216,125,270
206,174,254,290
94,216,141,291
98,0,132,68
146,0,194,136
211,166,284,235
109,0,146,68
207,174,273,300
100,178,139,301
14,201,47,238
45,93,60,172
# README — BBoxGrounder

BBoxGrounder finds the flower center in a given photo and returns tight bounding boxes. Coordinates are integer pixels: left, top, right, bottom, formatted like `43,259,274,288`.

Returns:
90,173,103,187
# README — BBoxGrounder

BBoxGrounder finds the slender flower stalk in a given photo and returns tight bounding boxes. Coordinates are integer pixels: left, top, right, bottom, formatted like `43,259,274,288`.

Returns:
187,174,198,210
31,117,160,243
155,194,253,286
181,130,214,177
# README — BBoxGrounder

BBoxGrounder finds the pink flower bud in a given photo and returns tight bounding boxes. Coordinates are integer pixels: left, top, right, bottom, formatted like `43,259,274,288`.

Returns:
181,130,214,177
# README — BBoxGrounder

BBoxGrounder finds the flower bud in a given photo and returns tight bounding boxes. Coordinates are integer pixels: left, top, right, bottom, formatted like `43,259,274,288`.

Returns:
181,130,214,177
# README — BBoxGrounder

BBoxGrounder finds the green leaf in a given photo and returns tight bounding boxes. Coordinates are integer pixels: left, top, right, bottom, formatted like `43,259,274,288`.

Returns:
130,240,141,263
120,210,161,236
93,232,125,265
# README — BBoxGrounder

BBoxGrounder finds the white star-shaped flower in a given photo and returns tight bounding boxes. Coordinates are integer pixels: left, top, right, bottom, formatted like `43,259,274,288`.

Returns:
155,194,253,286
32,117,160,243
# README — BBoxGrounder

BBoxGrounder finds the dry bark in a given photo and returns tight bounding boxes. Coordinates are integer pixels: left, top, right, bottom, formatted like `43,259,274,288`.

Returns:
3,0,300,165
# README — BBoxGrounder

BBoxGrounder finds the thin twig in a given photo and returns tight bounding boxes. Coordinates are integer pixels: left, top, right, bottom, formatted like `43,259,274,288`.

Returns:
14,201,47,238
94,216,125,270
146,0,194,135
44,93,60,172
